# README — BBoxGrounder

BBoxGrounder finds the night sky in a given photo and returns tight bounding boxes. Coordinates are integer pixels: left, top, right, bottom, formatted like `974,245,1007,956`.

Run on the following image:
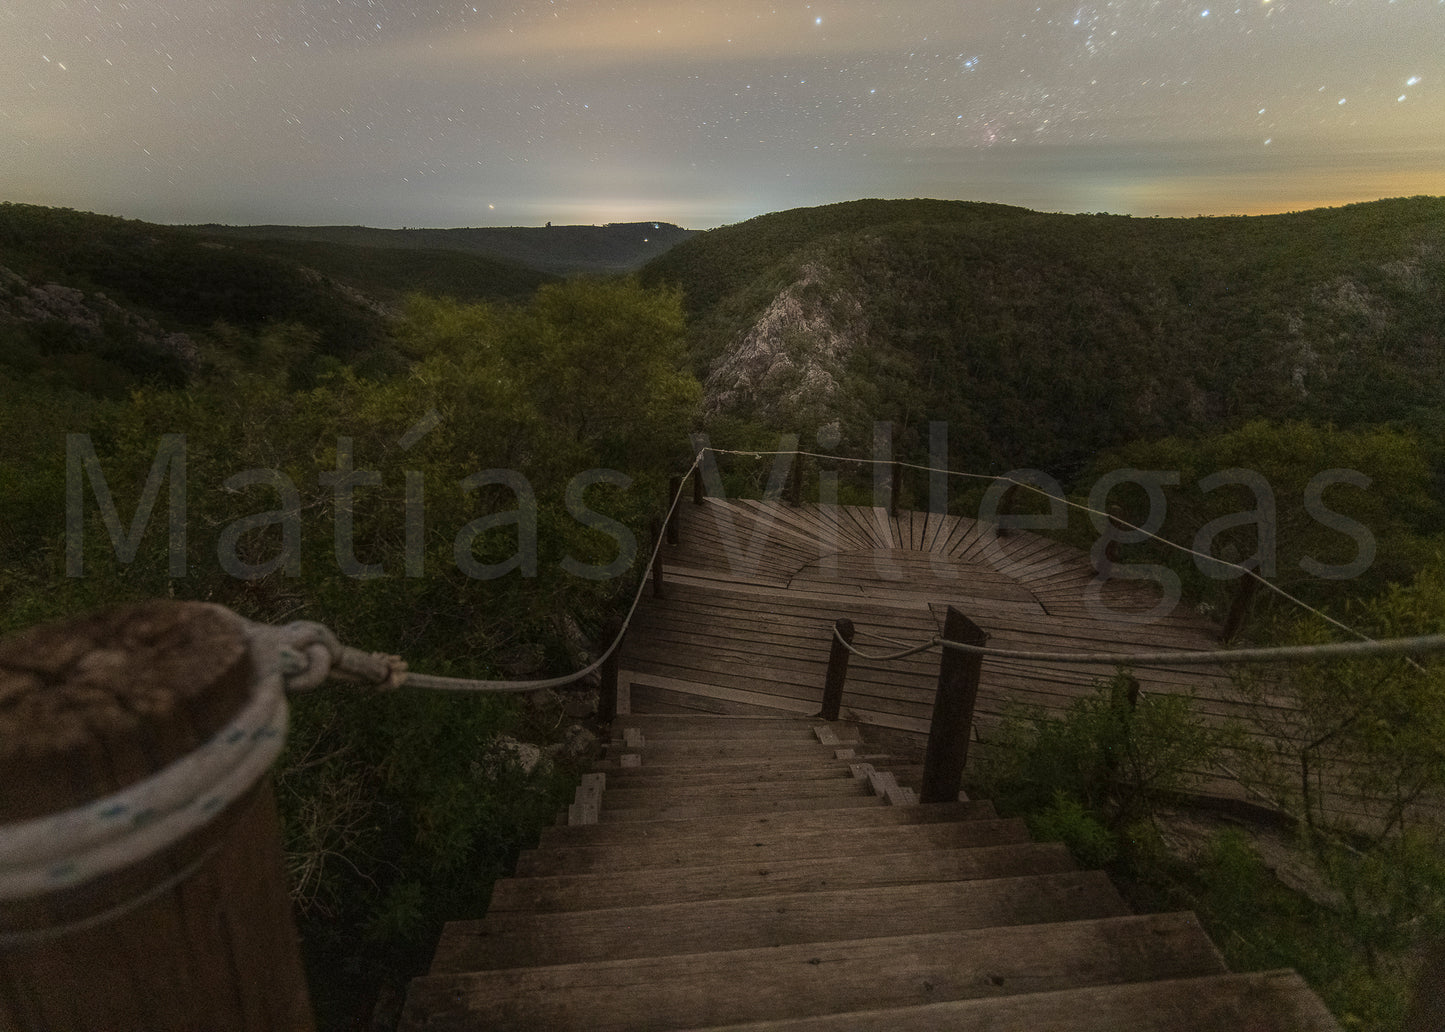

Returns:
4,1,1442,228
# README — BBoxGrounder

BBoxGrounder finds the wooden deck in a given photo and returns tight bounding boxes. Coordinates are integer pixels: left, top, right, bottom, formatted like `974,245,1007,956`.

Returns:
616,496,1429,831
624,497,1245,748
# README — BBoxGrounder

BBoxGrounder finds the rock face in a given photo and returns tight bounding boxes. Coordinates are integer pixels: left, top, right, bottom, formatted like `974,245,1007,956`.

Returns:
0,263,197,368
703,262,866,423
492,735,547,776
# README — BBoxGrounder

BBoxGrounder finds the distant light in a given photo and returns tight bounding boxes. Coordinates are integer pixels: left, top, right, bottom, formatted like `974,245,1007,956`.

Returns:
488,204,495,209
1407,76,1421,86
1201,8,1210,16
1399,95,1408,102
815,16,822,24
1338,97,1347,105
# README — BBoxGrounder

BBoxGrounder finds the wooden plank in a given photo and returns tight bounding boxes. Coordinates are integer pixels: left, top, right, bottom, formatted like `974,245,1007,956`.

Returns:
515,817,1026,877
600,794,885,823
600,779,870,808
431,871,1130,971
652,970,1341,1032
536,799,1001,850
488,842,1077,913
600,766,861,788
403,913,1227,1032
520,815,1028,873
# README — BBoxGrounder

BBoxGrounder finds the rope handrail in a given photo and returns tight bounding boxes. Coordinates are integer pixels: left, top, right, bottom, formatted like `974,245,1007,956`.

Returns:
232,444,1437,694
830,621,1445,669
704,446,1367,648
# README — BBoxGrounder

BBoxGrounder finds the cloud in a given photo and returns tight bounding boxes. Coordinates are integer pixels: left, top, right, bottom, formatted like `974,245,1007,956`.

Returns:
382,1,1002,72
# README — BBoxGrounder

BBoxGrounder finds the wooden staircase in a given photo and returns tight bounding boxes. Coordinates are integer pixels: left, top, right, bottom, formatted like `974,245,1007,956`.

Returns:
399,710,1339,1031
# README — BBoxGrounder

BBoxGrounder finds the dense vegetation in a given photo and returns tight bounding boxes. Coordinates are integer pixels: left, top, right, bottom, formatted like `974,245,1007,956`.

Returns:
4,195,1444,1028
644,196,1445,479
0,202,700,1027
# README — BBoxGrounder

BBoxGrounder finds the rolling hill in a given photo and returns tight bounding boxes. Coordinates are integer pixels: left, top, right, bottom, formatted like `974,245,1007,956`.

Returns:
185,220,697,277
640,197,1445,478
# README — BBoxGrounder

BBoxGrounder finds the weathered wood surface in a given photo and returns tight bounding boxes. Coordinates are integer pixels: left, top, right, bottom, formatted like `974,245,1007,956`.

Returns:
518,816,1026,878
431,870,1131,971
404,913,1227,1032
488,842,1078,913
663,970,1341,1031
402,704,1337,1031
612,498,1362,821
0,601,312,1032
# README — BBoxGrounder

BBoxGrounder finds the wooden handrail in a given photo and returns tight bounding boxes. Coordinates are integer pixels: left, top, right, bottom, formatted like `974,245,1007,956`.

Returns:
920,607,987,804
819,618,855,721
817,607,987,804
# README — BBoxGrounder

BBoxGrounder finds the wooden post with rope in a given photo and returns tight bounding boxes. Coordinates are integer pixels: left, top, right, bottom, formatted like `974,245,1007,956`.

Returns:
650,518,665,599
666,476,681,545
995,483,1020,538
788,451,803,507
920,606,987,805
598,619,622,725
1219,569,1262,643
819,618,855,722
0,600,312,1032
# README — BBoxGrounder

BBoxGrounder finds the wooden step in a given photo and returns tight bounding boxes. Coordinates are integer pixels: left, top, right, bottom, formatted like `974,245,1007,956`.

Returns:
599,792,886,823
599,778,872,808
430,871,1130,971
612,724,861,743
677,970,1341,1031
600,764,859,788
614,714,831,730
488,842,1078,913
538,799,996,848
516,816,1027,876
593,753,892,775
401,912,1226,1032
618,740,840,762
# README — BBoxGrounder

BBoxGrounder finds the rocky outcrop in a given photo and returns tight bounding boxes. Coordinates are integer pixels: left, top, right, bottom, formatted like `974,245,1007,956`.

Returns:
0,264,197,368
703,262,866,422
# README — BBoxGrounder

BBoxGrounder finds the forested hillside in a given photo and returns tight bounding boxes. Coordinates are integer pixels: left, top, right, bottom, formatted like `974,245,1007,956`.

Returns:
0,201,698,1028
643,197,1445,478
0,203,556,394
5,195,1445,1030
189,219,697,276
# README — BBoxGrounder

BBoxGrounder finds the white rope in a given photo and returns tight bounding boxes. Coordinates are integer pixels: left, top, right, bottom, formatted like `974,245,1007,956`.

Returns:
937,631,1445,666
0,609,351,919
832,621,1445,669
400,453,703,693
703,446,1374,649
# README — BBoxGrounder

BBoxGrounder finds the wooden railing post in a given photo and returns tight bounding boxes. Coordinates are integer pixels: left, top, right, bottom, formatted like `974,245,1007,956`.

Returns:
1219,570,1261,643
692,468,704,504
890,461,903,517
666,475,681,545
920,606,987,804
996,483,1020,538
598,620,622,725
788,451,803,507
819,618,855,721
0,601,313,1032
650,517,665,599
